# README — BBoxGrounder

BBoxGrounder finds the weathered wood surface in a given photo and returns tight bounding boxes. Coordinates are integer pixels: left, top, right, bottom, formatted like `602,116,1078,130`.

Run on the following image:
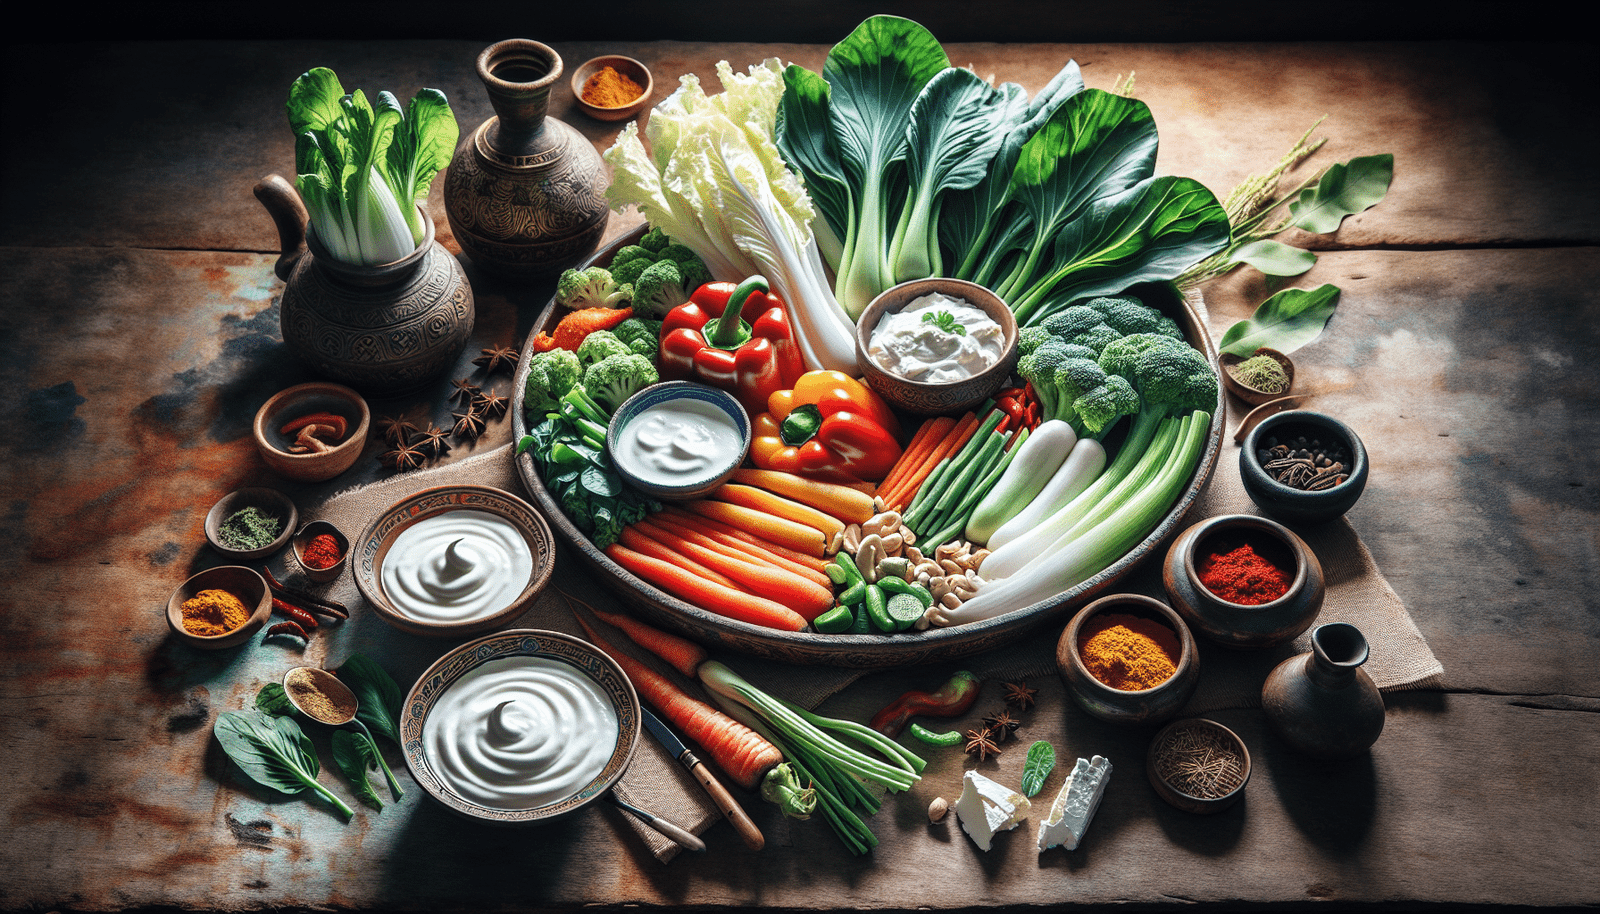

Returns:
1,33,1597,913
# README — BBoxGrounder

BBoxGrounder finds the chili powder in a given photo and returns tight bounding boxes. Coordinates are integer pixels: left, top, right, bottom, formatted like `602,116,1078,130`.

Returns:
1197,542,1292,605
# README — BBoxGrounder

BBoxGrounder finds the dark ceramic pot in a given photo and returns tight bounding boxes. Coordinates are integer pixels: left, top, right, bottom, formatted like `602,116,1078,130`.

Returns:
1240,410,1368,525
444,39,609,280
1163,514,1324,649
1262,622,1385,759
1056,594,1199,727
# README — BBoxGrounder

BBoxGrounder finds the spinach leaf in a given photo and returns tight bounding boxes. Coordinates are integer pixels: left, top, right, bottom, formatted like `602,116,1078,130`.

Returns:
338,653,402,747
1021,740,1056,797
1230,239,1317,277
254,682,295,716
214,710,353,820
1219,284,1341,357
1288,154,1394,234
332,730,385,810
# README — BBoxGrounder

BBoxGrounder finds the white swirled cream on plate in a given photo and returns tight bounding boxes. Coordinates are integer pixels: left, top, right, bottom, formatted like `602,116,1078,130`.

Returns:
423,655,620,810
380,510,533,624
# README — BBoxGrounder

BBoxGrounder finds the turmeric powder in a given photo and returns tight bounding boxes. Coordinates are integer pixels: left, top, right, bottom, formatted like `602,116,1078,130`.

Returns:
1079,613,1180,691
181,588,251,637
581,66,644,108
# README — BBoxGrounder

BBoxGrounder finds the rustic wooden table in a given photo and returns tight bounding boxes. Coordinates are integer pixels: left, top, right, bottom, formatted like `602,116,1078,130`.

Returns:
2,27,1596,914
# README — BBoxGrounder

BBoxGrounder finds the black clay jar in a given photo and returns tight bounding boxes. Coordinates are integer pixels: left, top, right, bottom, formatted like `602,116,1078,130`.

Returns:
1163,514,1324,650
1262,622,1385,759
1240,410,1368,525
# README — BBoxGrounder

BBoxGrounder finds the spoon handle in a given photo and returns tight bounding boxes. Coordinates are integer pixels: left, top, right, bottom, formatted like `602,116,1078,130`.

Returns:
607,793,706,852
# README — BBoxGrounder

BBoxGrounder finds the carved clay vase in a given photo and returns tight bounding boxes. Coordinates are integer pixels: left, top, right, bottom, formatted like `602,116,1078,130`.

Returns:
255,175,475,395
444,39,609,280
1262,622,1386,759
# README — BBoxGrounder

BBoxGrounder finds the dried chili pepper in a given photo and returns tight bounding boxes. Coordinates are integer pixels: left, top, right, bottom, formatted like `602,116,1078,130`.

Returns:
272,597,319,630
869,670,981,736
266,620,310,641
263,568,348,618
280,412,349,441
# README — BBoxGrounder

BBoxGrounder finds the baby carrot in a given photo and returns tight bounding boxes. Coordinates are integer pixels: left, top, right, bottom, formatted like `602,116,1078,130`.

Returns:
568,592,708,680
709,483,846,544
662,508,832,576
604,542,808,632
877,416,949,497
728,468,877,525
618,525,739,591
685,499,828,557
653,511,833,589
633,520,834,621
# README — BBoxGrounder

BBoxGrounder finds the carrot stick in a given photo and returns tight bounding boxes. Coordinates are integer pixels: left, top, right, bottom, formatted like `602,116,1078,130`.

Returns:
581,600,709,680
882,413,976,511
662,508,833,576
651,512,833,589
685,499,828,557
876,416,948,497
634,520,834,621
709,483,846,544
565,594,782,791
604,543,808,632
729,468,878,525
879,421,959,511
618,525,740,590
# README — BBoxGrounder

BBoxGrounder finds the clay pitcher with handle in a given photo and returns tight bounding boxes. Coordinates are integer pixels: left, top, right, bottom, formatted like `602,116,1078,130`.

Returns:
444,39,609,280
255,175,475,395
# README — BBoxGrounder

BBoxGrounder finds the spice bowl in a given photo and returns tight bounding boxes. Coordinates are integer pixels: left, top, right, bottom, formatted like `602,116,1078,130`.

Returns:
166,565,272,649
204,487,297,560
1219,347,1295,405
1147,717,1251,814
570,55,653,121
1162,514,1324,650
1056,594,1199,727
400,629,640,824
606,382,751,501
1240,409,1368,525
254,382,371,482
291,520,349,584
855,277,1019,416
354,485,556,637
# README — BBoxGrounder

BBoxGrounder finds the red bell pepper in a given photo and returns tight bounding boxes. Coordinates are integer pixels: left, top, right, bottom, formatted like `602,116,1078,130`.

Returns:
751,370,902,484
659,276,805,417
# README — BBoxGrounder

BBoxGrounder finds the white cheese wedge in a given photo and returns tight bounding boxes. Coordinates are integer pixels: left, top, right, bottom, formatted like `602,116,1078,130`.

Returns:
1037,755,1111,852
955,770,1031,851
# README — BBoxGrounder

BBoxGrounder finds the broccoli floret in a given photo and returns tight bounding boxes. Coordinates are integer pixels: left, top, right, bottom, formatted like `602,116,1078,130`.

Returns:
1020,338,1138,436
523,349,584,415
610,245,655,268
584,352,659,413
1073,373,1139,436
576,330,633,366
609,256,653,287
678,258,713,295
1017,326,1053,358
632,260,690,319
657,243,701,266
1084,296,1183,339
639,226,671,252
612,317,662,359
1097,332,1218,458
555,266,631,309
1039,305,1110,340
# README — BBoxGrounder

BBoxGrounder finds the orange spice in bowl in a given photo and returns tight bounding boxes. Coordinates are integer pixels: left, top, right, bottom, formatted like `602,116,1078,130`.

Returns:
581,65,644,108
1078,613,1181,692
180,588,251,637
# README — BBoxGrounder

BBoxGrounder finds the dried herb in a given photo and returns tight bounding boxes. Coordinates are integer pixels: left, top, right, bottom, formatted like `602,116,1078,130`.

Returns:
1153,722,1246,800
219,506,282,551
1255,434,1351,492
1020,740,1056,796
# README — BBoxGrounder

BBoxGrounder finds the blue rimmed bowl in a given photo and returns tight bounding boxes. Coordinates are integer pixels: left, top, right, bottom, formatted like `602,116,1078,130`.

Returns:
605,381,751,501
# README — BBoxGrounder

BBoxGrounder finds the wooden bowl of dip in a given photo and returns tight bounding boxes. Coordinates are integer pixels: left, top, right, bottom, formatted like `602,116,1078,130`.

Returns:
399,629,640,824
855,277,1018,416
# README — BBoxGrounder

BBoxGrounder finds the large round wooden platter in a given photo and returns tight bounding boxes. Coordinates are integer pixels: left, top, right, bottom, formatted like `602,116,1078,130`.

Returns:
512,227,1224,667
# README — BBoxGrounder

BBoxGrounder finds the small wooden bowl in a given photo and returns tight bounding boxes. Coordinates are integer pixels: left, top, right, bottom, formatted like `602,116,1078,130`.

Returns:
353,485,556,637
606,382,750,501
254,382,371,482
855,277,1019,415
1219,348,1295,405
399,629,640,824
1147,718,1251,813
1056,594,1199,727
166,565,272,649
291,520,349,584
205,488,297,560
570,55,653,121
1162,514,1324,650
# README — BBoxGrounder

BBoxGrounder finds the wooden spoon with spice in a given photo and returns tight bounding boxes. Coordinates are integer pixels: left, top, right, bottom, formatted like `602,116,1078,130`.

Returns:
283,667,405,798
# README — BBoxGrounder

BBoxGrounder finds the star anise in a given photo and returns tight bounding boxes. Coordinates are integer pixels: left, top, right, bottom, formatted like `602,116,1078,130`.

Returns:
379,441,426,472
413,424,452,459
376,414,418,447
473,388,509,420
473,344,520,376
1003,681,1038,711
982,709,1022,742
449,378,480,406
452,408,485,440
964,728,1002,761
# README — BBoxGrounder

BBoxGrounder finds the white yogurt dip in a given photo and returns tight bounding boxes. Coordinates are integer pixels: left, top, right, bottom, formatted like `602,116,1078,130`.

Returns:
868,292,1005,382
613,397,743,487
380,510,533,624
422,655,619,810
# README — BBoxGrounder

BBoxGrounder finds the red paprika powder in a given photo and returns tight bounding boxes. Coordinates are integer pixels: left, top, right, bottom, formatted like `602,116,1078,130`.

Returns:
1197,541,1291,605
300,533,344,570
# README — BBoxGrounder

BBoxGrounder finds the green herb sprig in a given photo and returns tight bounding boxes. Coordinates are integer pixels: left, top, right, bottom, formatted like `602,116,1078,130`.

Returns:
922,310,966,336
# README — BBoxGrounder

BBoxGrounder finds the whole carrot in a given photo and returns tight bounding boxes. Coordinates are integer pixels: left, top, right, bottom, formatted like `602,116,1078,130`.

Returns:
604,542,808,632
564,590,708,680
633,520,834,621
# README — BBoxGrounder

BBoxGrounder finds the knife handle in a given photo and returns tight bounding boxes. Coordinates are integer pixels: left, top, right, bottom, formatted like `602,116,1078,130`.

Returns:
685,754,765,851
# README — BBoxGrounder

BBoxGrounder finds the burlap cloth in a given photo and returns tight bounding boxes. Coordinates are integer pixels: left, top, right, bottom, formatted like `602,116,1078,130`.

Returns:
307,412,1441,861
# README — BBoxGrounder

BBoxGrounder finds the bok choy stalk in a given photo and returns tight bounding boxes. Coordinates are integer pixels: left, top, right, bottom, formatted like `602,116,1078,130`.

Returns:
287,68,458,266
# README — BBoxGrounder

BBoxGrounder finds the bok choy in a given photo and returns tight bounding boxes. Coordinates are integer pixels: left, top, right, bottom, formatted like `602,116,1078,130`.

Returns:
287,68,458,266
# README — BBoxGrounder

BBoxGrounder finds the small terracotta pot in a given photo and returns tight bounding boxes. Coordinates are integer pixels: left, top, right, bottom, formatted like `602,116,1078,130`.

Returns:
1057,594,1199,727
1163,514,1324,650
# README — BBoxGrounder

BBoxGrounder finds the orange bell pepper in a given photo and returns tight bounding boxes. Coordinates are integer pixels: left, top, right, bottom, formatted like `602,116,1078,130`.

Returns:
750,370,902,484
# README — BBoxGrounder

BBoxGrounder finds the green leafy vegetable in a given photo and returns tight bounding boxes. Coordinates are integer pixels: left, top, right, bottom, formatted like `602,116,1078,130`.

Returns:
339,653,403,747
1230,239,1317,277
518,388,659,548
1021,740,1056,796
1288,154,1394,234
1218,284,1341,357
921,310,965,336
214,710,353,820
332,730,385,810
254,682,295,716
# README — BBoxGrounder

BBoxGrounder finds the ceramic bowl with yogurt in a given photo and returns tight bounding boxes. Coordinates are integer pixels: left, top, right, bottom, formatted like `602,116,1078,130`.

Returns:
606,381,751,501
400,629,640,824
855,277,1019,415
354,485,556,637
